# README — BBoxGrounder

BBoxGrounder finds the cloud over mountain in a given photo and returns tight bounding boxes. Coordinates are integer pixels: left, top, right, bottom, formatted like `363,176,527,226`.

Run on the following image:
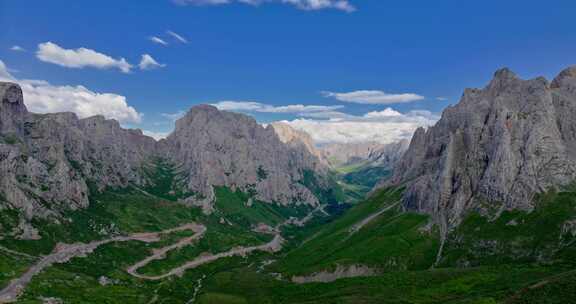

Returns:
209,99,438,145
212,100,343,114
281,108,438,145
0,60,142,123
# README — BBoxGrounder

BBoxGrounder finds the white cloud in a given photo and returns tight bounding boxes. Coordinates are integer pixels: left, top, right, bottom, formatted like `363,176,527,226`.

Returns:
10,45,26,52
212,100,343,114
436,96,448,101
143,130,170,140
36,42,133,73
281,0,355,11
149,36,168,46
322,90,425,104
363,108,403,118
174,0,356,12
0,60,142,124
281,108,439,145
161,110,187,121
209,98,437,145
167,30,188,43
139,54,166,70
0,61,15,80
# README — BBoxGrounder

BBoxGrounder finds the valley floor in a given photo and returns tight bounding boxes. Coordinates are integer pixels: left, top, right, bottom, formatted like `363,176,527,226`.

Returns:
1,186,575,303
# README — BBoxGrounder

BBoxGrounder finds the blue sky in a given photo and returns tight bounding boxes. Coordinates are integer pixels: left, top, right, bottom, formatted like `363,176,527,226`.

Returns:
1,0,575,144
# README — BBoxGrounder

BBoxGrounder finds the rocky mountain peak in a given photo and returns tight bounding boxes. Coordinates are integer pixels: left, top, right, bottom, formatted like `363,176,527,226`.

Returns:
166,106,324,212
0,82,28,134
270,122,323,159
1,88,331,231
386,66,576,231
551,65,576,89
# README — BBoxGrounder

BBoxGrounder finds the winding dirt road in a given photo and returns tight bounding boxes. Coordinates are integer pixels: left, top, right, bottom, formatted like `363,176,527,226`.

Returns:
0,222,285,302
0,224,201,303
0,203,325,303
128,234,284,280
348,201,400,235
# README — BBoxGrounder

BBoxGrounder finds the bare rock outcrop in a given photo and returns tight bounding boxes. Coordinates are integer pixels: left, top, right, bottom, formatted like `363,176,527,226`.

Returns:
1,83,329,231
319,139,408,171
387,66,576,231
368,139,410,168
270,122,327,168
291,264,378,284
162,105,322,208
0,84,156,232
320,141,385,166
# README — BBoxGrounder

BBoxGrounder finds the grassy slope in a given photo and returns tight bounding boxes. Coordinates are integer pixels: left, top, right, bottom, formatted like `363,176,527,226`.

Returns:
440,187,576,268
213,186,310,228
330,160,393,203
274,187,440,276
257,186,576,303
4,158,576,303
0,190,203,256
506,270,576,304
197,264,563,304
4,186,287,303
0,159,311,302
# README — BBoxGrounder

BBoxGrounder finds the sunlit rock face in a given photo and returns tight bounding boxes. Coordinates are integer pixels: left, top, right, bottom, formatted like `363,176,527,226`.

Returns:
0,82,157,227
162,105,323,210
0,84,328,234
388,67,576,230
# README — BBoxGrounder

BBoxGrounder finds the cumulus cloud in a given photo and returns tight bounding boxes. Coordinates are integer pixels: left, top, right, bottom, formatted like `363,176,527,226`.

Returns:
149,36,168,46
174,0,356,12
10,45,26,52
209,99,437,144
212,100,343,114
143,130,170,140
139,54,166,70
36,42,133,73
167,30,188,43
322,90,425,104
280,108,439,145
0,60,142,124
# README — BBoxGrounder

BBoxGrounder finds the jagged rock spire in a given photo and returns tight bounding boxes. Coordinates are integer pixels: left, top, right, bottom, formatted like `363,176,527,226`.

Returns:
0,82,27,134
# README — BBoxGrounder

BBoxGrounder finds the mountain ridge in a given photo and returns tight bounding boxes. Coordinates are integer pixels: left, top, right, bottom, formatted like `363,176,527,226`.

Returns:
0,82,330,238
386,65,576,232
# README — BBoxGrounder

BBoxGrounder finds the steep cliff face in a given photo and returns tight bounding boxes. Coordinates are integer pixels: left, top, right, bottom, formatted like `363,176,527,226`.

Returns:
162,106,322,211
389,67,576,230
320,142,385,166
0,82,329,234
270,122,327,168
0,83,156,228
368,139,410,169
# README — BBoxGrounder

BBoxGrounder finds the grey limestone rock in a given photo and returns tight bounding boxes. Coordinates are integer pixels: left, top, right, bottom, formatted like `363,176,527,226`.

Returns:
0,84,329,229
163,105,323,208
387,66,576,230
